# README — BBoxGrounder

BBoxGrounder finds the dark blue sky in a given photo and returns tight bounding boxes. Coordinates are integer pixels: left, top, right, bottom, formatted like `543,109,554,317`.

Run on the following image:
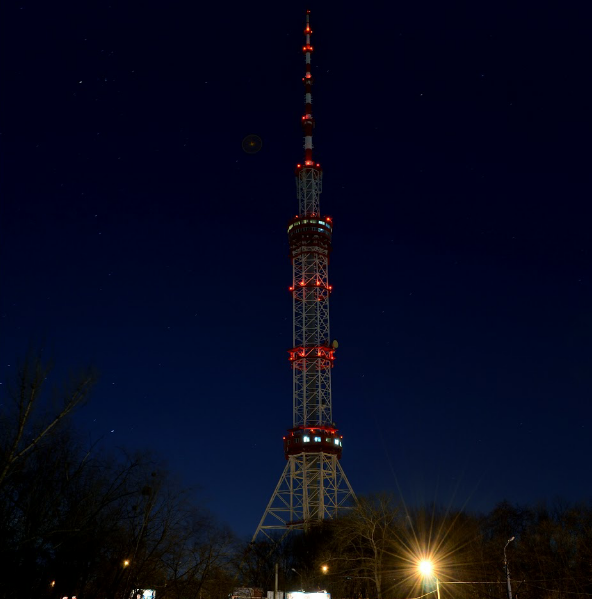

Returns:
1,1,591,537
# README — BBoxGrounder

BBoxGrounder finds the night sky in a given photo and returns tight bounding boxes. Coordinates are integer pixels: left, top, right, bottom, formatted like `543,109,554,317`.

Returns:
1,1,591,538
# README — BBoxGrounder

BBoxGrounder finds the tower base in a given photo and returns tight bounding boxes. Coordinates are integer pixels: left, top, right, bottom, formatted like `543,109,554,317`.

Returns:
252,452,356,542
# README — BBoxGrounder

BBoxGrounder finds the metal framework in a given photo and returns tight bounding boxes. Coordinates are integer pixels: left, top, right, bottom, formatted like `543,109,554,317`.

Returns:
253,11,355,543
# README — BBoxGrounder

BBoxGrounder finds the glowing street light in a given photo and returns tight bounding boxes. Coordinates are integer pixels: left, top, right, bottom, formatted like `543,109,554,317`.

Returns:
418,560,440,599
321,565,329,574
123,560,130,567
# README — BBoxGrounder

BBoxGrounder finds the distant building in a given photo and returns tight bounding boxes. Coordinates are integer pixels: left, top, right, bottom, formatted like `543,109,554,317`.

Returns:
231,588,266,599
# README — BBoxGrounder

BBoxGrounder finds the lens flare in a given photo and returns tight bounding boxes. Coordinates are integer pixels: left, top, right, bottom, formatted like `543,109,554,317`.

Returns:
419,560,433,576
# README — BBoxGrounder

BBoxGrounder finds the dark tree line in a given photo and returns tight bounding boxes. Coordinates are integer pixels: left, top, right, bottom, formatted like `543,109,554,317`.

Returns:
252,495,592,599
0,355,237,599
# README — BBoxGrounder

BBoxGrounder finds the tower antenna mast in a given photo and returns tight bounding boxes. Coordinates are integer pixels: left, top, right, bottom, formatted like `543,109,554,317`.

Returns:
253,10,355,542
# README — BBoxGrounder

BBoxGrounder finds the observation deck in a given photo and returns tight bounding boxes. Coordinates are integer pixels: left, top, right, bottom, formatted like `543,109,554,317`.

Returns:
287,215,333,258
283,425,343,459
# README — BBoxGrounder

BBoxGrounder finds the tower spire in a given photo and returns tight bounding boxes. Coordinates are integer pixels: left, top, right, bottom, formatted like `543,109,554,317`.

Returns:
252,9,355,543
302,10,315,166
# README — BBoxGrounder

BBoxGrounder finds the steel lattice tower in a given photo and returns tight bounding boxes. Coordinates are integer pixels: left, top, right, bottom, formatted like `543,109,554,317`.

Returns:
253,10,355,542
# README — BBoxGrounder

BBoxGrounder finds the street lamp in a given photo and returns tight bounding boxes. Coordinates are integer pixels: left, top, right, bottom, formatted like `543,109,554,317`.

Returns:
292,568,304,591
418,560,440,599
504,537,515,599
123,560,130,567
321,565,329,574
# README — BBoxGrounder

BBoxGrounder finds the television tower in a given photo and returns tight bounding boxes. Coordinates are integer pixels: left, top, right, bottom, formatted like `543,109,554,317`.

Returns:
253,10,355,542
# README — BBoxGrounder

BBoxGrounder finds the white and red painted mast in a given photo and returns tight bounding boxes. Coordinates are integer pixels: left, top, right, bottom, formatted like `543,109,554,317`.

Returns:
253,10,355,542
302,11,315,167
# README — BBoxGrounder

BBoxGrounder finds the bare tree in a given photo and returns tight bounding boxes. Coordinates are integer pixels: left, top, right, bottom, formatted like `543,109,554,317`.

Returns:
327,494,404,599
0,354,240,599
0,352,96,490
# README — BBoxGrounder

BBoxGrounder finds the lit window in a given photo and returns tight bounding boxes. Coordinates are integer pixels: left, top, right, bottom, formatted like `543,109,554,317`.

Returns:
314,436,321,442
334,439,339,445
326,438,331,442
303,436,310,443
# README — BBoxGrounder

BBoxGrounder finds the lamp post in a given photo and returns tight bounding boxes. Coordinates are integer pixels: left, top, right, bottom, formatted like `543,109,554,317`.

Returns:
504,537,515,599
292,568,304,591
319,565,329,592
418,560,440,599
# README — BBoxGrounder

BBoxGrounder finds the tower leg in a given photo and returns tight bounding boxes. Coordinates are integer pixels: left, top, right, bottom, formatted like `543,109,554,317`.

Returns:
252,453,355,542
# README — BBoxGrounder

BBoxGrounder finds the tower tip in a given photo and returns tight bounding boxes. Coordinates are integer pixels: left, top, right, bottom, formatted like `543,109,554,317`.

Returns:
301,9,315,166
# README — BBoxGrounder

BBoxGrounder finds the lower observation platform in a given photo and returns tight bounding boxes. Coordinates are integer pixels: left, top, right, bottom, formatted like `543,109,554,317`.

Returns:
283,425,343,459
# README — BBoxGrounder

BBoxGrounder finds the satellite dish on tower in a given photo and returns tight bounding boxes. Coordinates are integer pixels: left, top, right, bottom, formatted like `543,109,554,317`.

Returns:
242,134,263,154
331,340,339,349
